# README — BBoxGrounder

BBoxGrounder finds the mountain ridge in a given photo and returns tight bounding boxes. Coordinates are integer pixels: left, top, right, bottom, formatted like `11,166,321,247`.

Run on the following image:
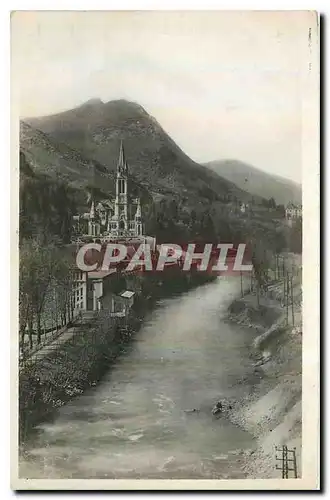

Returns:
205,159,302,206
20,98,290,253
25,99,254,204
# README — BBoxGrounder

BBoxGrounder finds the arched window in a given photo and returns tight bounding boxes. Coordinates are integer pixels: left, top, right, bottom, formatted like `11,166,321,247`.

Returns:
118,179,125,194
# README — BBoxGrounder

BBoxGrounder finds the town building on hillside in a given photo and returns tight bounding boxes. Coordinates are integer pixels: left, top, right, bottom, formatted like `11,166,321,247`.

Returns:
285,203,302,221
240,203,249,214
73,141,144,241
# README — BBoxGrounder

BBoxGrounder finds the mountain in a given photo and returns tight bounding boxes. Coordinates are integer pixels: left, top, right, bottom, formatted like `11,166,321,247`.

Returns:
20,120,115,195
204,159,302,206
25,99,252,204
20,99,290,252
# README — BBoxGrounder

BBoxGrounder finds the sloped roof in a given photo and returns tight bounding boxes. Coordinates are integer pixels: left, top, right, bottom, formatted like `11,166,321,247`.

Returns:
120,290,135,299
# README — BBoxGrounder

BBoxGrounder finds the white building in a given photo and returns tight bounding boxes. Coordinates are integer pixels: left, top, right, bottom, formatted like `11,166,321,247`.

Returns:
285,203,302,220
71,270,87,314
240,203,249,214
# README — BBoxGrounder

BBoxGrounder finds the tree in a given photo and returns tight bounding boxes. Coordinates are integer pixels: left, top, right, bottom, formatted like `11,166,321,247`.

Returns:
168,198,179,220
20,153,77,244
198,210,216,242
289,218,302,254
268,197,276,209
19,240,72,350
276,204,286,217
54,256,75,327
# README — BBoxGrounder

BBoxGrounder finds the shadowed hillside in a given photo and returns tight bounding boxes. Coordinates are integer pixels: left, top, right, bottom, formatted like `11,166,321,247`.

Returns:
20,120,115,195
26,99,252,204
20,120,151,210
205,159,301,206
19,150,77,243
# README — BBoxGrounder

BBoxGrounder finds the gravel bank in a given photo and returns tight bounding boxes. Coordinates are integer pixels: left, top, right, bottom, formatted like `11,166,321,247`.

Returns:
226,286,302,479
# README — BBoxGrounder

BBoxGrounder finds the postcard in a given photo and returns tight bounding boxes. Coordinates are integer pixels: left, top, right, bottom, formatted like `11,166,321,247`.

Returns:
11,9,319,490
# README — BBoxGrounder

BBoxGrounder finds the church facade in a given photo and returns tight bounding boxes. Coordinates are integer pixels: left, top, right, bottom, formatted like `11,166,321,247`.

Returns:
73,142,143,240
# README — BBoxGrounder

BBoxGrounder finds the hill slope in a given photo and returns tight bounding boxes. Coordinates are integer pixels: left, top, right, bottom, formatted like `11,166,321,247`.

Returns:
205,159,301,206
19,150,77,242
25,99,252,204
20,120,115,195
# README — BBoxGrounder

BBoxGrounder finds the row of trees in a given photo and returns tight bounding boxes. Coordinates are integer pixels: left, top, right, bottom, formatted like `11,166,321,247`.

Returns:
19,152,80,354
19,239,74,351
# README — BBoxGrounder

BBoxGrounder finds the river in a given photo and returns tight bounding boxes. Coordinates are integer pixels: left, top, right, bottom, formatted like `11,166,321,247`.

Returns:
20,276,257,479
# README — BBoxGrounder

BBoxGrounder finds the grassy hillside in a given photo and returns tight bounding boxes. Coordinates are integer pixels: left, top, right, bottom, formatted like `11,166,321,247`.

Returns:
26,99,252,204
20,120,115,194
205,159,301,206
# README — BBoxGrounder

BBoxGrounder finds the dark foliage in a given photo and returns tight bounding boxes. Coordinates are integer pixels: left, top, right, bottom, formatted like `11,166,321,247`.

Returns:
20,151,77,243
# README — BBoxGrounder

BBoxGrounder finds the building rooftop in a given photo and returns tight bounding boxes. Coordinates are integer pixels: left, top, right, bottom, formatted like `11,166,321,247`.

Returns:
120,290,135,299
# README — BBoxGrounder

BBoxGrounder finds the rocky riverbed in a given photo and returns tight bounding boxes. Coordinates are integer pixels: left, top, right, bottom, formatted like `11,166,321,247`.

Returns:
226,281,302,479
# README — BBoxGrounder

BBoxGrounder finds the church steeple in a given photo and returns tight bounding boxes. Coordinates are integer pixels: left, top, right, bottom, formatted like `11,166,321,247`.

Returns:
117,140,127,175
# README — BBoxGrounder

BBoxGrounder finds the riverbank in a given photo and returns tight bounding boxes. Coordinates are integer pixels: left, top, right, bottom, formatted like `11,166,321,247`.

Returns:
19,271,215,445
226,279,302,478
19,276,260,480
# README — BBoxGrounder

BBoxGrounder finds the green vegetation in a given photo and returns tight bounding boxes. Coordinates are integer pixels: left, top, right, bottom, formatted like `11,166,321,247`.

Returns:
19,238,74,351
20,151,77,243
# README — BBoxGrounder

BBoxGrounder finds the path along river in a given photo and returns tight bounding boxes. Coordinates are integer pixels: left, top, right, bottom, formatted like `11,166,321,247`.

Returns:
20,276,258,479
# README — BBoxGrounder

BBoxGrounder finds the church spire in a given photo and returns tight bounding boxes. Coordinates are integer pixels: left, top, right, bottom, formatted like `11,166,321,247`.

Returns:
117,140,127,174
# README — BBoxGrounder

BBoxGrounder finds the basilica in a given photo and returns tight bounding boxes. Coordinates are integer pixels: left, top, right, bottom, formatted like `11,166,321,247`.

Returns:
73,142,143,240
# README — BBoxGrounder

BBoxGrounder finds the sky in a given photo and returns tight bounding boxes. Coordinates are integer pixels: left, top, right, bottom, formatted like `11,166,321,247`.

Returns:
12,11,313,183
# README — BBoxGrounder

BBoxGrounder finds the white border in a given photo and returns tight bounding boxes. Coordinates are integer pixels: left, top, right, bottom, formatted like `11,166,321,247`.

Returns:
3,2,322,496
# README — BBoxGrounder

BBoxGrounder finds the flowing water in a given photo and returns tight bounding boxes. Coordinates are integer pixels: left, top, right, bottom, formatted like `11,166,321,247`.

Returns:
20,276,257,479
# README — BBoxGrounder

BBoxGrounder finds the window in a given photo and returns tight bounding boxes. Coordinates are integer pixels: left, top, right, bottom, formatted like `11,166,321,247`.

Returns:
118,179,125,194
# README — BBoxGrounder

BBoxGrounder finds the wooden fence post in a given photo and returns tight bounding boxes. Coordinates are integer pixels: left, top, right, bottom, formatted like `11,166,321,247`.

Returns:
257,280,260,307
286,272,289,326
274,255,277,281
291,275,295,326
